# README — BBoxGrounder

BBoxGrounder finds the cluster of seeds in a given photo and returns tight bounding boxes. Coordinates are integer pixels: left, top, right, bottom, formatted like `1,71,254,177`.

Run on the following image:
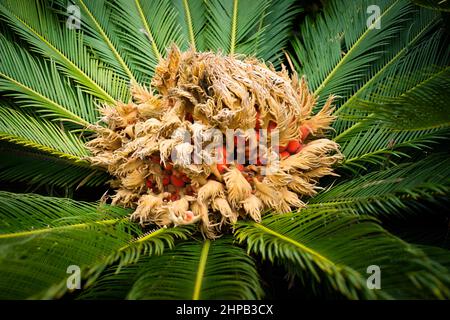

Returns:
86,46,342,237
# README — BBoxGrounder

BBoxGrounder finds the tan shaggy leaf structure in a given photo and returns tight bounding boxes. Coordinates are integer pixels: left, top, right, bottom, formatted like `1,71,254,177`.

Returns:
86,46,343,238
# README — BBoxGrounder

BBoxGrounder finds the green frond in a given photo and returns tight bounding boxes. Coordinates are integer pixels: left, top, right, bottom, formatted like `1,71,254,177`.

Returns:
310,153,450,217
171,0,207,51
416,246,450,270
328,32,449,171
0,147,109,189
0,191,136,299
75,263,137,299
204,0,270,56
411,0,450,11
81,237,263,300
333,28,449,138
338,124,448,172
352,66,450,131
235,209,450,299
111,0,184,79
57,0,137,82
126,238,262,300
0,107,89,161
255,0,300,66
0,0,129,102
0,35,97,125
84,225,194,285
292,0,441,108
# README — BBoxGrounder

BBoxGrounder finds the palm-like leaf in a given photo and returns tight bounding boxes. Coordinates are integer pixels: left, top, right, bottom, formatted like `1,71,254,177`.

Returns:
235,210,450,299
310,153,450,217
0,35,96,125
0,191,195,299
0,107,89,160
412,0,450,11
81,238,263,300
0,0,129,102
171,0,207,51
0,147,109,189
108,0,184,80
128,238,262,299
354,67,450,130
0,192,133,299
60,0,138,82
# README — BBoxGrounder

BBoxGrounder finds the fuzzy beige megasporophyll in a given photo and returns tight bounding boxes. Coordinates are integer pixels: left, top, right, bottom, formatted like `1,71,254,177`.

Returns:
86,46,343,238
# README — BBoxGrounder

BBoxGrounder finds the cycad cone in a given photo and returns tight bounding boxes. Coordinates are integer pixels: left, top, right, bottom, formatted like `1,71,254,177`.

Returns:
86,46,343,238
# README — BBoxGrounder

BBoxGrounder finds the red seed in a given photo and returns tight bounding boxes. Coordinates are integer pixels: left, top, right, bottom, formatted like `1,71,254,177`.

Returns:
146,179,153,189
181,174,190,183
280,151,290,159
185,211,194,222
170,194,179,201
287,140,301,154
300,125,311,141
217,163,228,174
278,145,286,153
236,164,245,171
164,163,173,171
162,176,170,186
170,175,185,188
268,121,277,131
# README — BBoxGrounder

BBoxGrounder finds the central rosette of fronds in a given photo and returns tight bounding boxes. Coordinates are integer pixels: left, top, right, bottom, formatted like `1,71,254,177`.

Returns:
86,46,342,237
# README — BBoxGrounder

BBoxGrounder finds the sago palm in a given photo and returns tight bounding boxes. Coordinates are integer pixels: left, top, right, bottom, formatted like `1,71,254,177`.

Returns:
0,0,449,300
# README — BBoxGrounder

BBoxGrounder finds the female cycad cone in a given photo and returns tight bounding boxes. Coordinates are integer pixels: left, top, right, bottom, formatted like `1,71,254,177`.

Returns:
86,46,343,238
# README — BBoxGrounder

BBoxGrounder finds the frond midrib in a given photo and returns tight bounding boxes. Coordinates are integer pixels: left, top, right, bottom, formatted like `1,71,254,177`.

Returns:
340,130,442,165
134,0,161,60
117,227,166,252
229,0,238,55
0,72,90,127
313,0,400,96
182,0,196,49
78,0,136,82
193,239,210,300
254,223,335,266
0,132,87,162
333,16,440,141
7,9,116,103
0,218,120,239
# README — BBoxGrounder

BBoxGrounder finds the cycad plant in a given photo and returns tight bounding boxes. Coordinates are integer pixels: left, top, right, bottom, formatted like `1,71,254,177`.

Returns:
0,0,449,300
